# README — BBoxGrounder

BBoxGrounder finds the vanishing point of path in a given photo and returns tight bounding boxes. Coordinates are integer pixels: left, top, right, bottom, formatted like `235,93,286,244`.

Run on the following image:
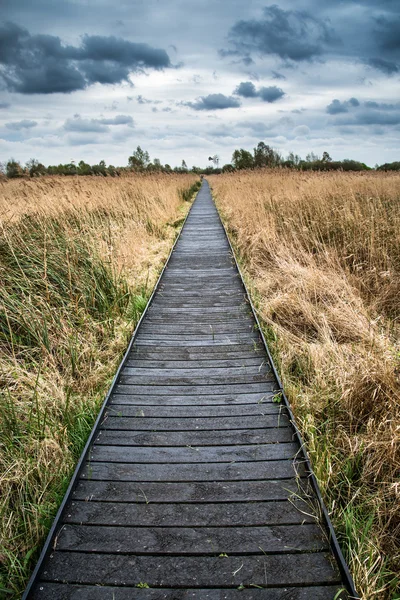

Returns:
25,181,356,599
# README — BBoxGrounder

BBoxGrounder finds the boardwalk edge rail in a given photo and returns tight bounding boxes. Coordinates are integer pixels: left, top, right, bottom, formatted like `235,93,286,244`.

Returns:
211,183,359,600
22,190,198,599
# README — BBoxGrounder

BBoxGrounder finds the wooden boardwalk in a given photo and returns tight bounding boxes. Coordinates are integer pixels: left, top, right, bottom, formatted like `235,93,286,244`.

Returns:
25,181,356,599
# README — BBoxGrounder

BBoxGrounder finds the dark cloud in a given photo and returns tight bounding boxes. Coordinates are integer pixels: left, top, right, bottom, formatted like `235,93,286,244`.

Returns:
0,101,10,108
234,81,258,98
63,114,133,132
224,5,338,63
0,22,171,94
272,71,286,80
234,81,285,103
373,15,400,54
258,86,285,102
367,57,399,74
326,98,360,115
185,93,241,111
5,119,37,130
330,98,400,126
365,14,400,74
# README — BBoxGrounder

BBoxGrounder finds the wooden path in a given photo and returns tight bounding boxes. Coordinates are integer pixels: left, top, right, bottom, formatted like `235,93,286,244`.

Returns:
25,181,356,599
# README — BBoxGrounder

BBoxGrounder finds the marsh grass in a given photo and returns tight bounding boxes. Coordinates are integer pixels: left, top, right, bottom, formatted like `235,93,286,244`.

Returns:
210,169,400,600
0,173,199,597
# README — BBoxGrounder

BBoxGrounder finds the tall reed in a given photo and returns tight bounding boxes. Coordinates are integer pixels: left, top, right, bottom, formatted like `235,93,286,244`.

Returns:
210,169,400,600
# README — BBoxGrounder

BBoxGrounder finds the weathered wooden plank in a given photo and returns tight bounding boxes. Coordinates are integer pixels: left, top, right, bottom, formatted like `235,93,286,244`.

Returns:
94,428,294,446
118,373,273,386
64,499,315,527
125,358,268,368
89,442,298,463
139,324,255,333
41,553,341,587
72,478,310,503
110,392,275,405
122,365,269,377
80,459,305,482
133,339,263,347
133,334,260,342
129,348,265,360
56,523,327,554
114,383,277,396
30,583,348,600
100,414,289,431
106,403,280,417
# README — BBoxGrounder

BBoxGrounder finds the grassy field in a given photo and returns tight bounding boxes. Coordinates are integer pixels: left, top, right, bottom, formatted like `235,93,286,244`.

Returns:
209,170,400,600
0,173,200,598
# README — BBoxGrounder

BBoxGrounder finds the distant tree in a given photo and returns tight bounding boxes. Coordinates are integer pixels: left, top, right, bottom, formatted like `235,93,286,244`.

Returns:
164,163,172,172
253,142,281,168
153,158,162,171
305,152,320,163
92,160,107,176
181,159,188,171
191,166,201,173
322,151,332,163
222,163,235,173
232,149,254,170
377,161,400,171
128,146,150,170
286,152,302,167
77,160,93,176
26,158,46,177
6,159,24,178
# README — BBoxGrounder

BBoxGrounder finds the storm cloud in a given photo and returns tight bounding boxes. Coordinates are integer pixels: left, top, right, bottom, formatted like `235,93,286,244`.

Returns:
327,97,400,126
235,81,285,103
234,81,258,98
0,22,171,94
185,94,241,111
326,98,360,114
224,5,338,62
258,86,285,102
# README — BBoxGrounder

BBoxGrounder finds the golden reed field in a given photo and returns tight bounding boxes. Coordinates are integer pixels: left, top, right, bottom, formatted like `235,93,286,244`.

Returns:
0,173,199,597
209,170,400,600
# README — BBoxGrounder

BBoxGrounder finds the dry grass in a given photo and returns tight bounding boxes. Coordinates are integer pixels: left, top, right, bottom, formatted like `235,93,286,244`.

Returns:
209,169,400,600
0,173,199,598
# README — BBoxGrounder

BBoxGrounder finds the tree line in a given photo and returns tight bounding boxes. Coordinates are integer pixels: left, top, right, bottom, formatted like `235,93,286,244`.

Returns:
1,143,399,179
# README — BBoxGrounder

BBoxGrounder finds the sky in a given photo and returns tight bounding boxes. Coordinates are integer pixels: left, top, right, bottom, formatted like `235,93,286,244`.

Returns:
0,0,399,168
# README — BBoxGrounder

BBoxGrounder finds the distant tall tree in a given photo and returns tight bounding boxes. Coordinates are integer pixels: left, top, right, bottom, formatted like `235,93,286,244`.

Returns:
6,159,24,178
286,152,302,167
77,160,93,175
232,149,254,170
322,151,332,163
26,158,46,177
153,158,162,171
253,142,281,168
128,146,150,170
181,159,188,171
